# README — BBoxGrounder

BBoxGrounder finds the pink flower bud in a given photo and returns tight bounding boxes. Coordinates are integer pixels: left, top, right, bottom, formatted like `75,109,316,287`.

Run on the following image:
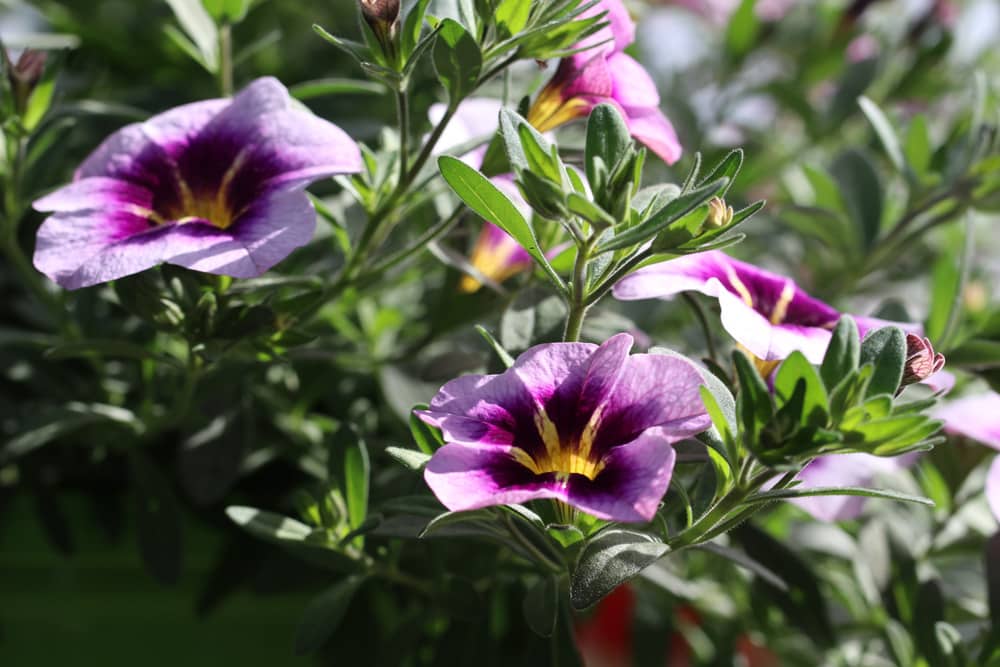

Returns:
901,334,945,388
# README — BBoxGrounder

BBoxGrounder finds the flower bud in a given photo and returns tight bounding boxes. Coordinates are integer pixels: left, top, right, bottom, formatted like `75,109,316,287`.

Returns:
359,0,400,64
6,49,47,115
706,197,734,229
900,334,945,388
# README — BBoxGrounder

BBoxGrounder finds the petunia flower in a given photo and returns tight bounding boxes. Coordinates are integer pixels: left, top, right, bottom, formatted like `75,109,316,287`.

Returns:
418,333,711,522
934,392,1000,522
526,0,683,165
612,250,916,366
790,453,910,521
33,77,362,290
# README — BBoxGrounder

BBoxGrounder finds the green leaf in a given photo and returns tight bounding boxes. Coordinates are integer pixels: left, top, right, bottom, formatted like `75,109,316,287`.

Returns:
733,350,773,448
858,96,905,173
585,103,631,192
131,451,182,585
385,447,431,470
566,193,616,227
774,351,829,427
746,485,933,507
905,114,933,177
859,326,907,397
226,506,313,543
598,177,729,254
496,0,532,35
294,575,366,655
402,0,432,60
409,404,443,454
22,56,58,131
725,0,760,57
432,19,482,102
475,324,516,368
289,78,384,100
732,524,834,646
202,0,252,23
913,579,946,664
341,431,370,535
830,148,883,250
570,529,669,610
821,316,860,390
926,221,971,348
438,155,564,292
698,149,743,196
420,509,502,538
165,0,219,71
986,532,1000,642
523,574,559,637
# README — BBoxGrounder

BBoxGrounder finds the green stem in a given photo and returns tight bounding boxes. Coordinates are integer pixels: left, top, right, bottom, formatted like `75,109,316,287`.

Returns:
394,88,410,193
354,206,465,287
682,292,718,364
584,248,652,307
218,22,234,97
563,239,593,343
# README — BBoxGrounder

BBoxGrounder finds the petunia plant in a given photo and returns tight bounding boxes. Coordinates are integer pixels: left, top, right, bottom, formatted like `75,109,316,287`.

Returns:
6,0,999,665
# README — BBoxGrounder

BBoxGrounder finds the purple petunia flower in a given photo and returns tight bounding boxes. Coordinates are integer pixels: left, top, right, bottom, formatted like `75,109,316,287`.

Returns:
613,251,916,365
526,0,682,165
418,333,711,522
789,453,910,521
934,392,1000,523
33,77,362,289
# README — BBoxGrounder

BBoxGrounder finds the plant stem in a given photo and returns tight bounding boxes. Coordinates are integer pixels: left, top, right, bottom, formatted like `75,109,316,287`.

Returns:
394,88,410,192
563,238,593,342
584,248,652,307
218,22,234,97
682,292,718,364
354,206,466,287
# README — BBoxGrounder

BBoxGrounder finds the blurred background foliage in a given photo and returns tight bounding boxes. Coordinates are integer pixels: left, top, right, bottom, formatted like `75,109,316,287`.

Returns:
2,0,1000,665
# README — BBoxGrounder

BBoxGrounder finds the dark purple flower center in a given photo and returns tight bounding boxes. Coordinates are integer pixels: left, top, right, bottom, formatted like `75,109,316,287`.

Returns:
722,263,838,328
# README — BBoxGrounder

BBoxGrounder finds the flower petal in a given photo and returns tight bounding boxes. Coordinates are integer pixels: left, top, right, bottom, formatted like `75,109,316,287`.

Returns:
625,106,683,165
33,177,153,213
423,443,563,511
934,392,1000,451
576,0,636,55
183,77,362,195
612,251,730,301
171,189,317,276
567,427,679,522
608,53,659,109
591,351,710,455
37,189,316,288
76,99,227,181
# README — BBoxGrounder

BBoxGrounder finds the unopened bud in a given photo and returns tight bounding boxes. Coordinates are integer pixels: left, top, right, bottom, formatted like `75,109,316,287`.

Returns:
360,0,399,22
6,49,47,115
706,197,734,229
900,334,945,388
359,0,400,63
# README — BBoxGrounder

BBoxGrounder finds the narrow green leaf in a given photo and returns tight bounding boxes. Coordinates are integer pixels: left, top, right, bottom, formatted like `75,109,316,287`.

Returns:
475,324,516,368
402,0,432,59
905,114,932,177
830,148,883,250
698,149,743,196
746,485,933,507
294,575,366,655
585,103,631,191
385,447,432,470
523,574,559,637
165,0,219,71
226,506,312,543
409,404,443,454
496,0,532,35
598,177,729,253
290,78,384,99
821,316,860,390
343,434,370,533
859,96,905,172
438,155,564,291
